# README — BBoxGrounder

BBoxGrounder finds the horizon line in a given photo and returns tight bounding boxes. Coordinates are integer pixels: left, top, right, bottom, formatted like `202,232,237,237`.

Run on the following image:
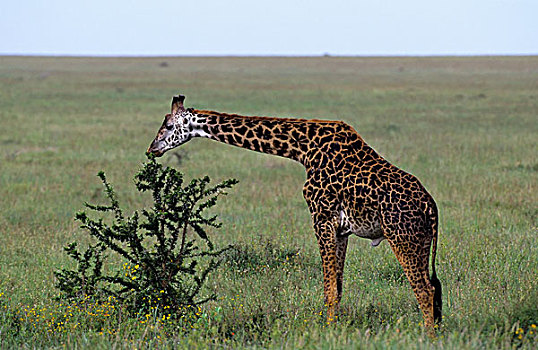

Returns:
1,53,537,58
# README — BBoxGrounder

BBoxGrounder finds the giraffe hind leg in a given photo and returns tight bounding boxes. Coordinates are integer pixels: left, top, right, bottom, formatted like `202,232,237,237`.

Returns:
388,238,437,333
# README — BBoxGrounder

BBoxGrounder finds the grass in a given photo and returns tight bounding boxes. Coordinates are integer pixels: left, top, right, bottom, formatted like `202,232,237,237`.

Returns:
0,55,537,348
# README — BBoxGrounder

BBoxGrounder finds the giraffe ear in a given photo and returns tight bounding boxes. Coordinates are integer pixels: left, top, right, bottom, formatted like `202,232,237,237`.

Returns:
171,94,185,115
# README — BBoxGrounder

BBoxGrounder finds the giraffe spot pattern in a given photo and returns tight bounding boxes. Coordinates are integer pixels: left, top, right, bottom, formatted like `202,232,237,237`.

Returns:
148,95,442,334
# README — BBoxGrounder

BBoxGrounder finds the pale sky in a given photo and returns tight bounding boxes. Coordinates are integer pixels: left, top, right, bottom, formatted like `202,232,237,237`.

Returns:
1,0,536,56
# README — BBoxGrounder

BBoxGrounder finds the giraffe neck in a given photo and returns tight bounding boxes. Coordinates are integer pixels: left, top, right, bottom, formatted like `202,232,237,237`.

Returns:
192,109,346,165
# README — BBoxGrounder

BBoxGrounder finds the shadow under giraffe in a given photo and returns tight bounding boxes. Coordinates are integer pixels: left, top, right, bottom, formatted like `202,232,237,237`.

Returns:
148,94,442,333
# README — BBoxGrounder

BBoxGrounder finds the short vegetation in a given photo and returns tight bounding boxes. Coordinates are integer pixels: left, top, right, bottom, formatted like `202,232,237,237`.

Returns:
0,56,536,348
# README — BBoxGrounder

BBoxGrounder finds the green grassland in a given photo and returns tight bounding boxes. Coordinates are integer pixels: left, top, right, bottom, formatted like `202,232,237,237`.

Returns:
0,56,537,348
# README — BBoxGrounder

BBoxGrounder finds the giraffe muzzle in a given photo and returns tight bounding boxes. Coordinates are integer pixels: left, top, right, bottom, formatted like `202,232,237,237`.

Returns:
147,142,165,157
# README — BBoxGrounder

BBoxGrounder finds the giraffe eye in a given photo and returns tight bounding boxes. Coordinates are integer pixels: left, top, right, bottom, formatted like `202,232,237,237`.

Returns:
165,124,174,130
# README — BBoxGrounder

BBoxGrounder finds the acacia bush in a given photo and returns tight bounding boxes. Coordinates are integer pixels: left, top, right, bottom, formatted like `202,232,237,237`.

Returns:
55,155,237,319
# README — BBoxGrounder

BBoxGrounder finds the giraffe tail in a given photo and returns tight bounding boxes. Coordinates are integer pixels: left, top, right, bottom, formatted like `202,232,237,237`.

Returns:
430,202,442,325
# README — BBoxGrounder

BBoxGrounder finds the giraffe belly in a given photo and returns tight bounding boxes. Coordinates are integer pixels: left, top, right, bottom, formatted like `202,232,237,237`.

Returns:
338,209,385,246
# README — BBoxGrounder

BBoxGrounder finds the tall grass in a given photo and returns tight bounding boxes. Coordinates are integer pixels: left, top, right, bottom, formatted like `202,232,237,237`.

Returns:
0,56,537,348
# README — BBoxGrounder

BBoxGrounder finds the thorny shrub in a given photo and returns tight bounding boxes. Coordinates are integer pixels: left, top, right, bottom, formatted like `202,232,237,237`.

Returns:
55,154,237,321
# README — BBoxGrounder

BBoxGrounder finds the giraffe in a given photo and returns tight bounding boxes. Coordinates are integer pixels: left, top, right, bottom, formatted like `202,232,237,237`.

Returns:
147,94,442,333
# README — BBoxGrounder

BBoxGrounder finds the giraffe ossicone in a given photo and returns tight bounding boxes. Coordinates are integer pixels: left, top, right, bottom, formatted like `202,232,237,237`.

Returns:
148,94,443,334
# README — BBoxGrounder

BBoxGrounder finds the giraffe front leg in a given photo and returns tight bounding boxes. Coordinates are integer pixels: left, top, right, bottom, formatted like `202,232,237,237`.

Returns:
313,219,339,322
335,235,348,304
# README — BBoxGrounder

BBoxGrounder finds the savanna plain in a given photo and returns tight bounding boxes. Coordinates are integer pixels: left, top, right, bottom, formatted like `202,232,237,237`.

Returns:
0,56,536,349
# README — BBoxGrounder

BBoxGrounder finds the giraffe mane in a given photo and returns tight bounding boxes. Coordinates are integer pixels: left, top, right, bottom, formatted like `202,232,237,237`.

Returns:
193,109,345,125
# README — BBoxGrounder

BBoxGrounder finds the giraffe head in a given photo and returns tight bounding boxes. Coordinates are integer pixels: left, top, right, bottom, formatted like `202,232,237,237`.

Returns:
147,94,208,156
